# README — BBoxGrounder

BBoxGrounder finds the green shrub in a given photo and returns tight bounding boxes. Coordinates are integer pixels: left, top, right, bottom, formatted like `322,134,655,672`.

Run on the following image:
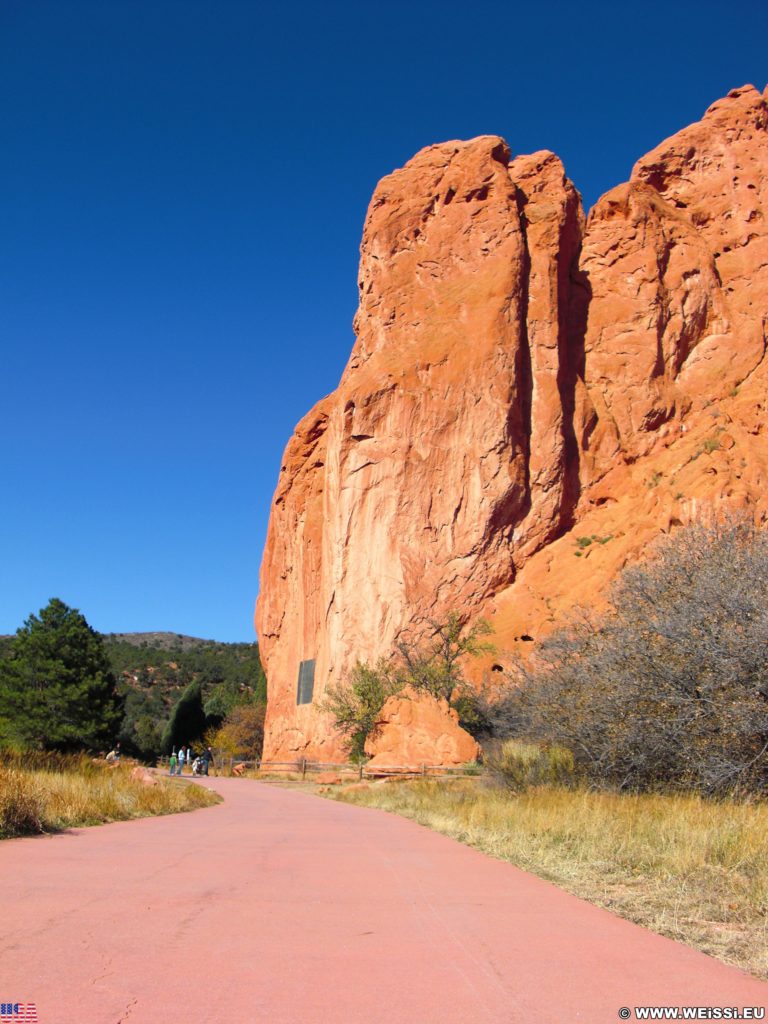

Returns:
320,660,401,759
450,683,497,740
395,613,495,702
322,613,497,756
575,535,612,552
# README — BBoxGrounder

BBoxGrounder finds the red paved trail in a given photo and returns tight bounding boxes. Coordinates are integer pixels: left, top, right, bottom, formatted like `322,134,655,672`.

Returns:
1,779,766,1024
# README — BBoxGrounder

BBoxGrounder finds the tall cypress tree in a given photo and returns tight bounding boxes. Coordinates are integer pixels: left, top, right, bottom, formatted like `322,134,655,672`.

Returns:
0,598,123,751
161,680,207,753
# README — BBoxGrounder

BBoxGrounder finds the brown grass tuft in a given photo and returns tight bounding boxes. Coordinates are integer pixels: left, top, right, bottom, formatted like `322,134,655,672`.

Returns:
0,757,219,837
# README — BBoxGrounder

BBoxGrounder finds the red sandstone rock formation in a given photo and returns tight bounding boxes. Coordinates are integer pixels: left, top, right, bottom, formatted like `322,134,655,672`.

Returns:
130,766,157,787
313,772,343,785
256,85,768,763
364,689,480,771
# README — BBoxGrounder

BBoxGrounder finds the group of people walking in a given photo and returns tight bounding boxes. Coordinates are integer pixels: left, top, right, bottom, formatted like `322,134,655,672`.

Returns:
168,745,214,776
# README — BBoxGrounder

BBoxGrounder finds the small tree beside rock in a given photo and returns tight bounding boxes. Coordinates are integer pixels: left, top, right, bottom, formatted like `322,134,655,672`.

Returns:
321,613,495,761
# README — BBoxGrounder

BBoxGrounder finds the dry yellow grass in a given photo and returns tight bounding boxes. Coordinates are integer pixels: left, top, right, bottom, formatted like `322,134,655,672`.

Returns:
0,759,219,837
331,778,768,979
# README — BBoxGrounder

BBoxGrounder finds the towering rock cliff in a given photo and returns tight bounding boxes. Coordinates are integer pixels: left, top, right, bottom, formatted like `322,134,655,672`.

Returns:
256,85,768,762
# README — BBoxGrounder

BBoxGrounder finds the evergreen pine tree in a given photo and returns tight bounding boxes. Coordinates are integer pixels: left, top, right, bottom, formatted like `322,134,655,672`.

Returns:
0,598,123,751
160,680,207,753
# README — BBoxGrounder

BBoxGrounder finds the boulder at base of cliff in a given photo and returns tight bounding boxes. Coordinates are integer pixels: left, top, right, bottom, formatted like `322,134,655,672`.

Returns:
130,767,157,787
364,688,480,770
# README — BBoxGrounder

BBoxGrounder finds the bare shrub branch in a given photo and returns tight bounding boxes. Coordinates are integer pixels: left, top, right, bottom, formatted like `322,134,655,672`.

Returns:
498,514,768,795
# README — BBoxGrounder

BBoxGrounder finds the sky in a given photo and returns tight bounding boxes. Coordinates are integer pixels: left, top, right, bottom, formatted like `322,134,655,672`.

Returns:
1,0,766,642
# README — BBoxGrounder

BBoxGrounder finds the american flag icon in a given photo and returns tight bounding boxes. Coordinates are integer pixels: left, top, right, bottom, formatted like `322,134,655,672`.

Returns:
0,1004,37,1023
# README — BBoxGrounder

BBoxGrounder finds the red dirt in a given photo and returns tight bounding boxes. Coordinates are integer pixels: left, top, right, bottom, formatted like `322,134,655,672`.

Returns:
1,778,765,1023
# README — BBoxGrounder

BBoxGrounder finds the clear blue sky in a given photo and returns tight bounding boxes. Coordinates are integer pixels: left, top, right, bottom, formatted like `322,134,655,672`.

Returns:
1,0,765,641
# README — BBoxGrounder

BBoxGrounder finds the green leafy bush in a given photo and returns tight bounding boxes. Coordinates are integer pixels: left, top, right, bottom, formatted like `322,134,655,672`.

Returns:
320,660,401,760
395,613,495,702
321,614,497,757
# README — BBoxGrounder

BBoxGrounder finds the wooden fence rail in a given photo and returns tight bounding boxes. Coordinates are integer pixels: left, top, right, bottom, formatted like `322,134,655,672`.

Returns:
156,755,482,780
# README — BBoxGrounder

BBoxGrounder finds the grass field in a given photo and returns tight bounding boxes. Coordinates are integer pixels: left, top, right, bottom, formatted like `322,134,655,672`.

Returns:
0,754,220,837
330,777,768,980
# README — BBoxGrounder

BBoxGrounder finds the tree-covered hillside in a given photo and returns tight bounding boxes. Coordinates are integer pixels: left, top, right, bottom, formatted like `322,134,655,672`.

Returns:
102,633,267,758
1,611,267,760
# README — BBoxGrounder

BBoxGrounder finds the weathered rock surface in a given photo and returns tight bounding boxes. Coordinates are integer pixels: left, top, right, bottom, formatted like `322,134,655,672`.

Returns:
632,85,768,361
364,689,480,770
256,85,768,762
313,771,342,785
130,766,157,787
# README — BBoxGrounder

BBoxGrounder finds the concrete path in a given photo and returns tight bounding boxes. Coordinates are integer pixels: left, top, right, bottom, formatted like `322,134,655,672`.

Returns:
1,778,766,1024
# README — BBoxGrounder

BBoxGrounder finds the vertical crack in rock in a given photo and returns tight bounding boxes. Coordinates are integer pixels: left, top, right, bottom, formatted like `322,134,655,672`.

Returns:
561,249,590,529
507,150,586,555
513,190,533,528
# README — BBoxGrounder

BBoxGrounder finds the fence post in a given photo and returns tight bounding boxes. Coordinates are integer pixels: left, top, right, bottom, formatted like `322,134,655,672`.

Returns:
359,763,364,780
421,763,426,777
301,757,307,779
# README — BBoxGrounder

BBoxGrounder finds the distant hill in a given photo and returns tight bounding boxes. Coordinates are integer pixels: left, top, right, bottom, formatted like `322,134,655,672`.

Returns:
104,631,248,652
0,627,266,760
101,632,267,758
1,630,257,651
